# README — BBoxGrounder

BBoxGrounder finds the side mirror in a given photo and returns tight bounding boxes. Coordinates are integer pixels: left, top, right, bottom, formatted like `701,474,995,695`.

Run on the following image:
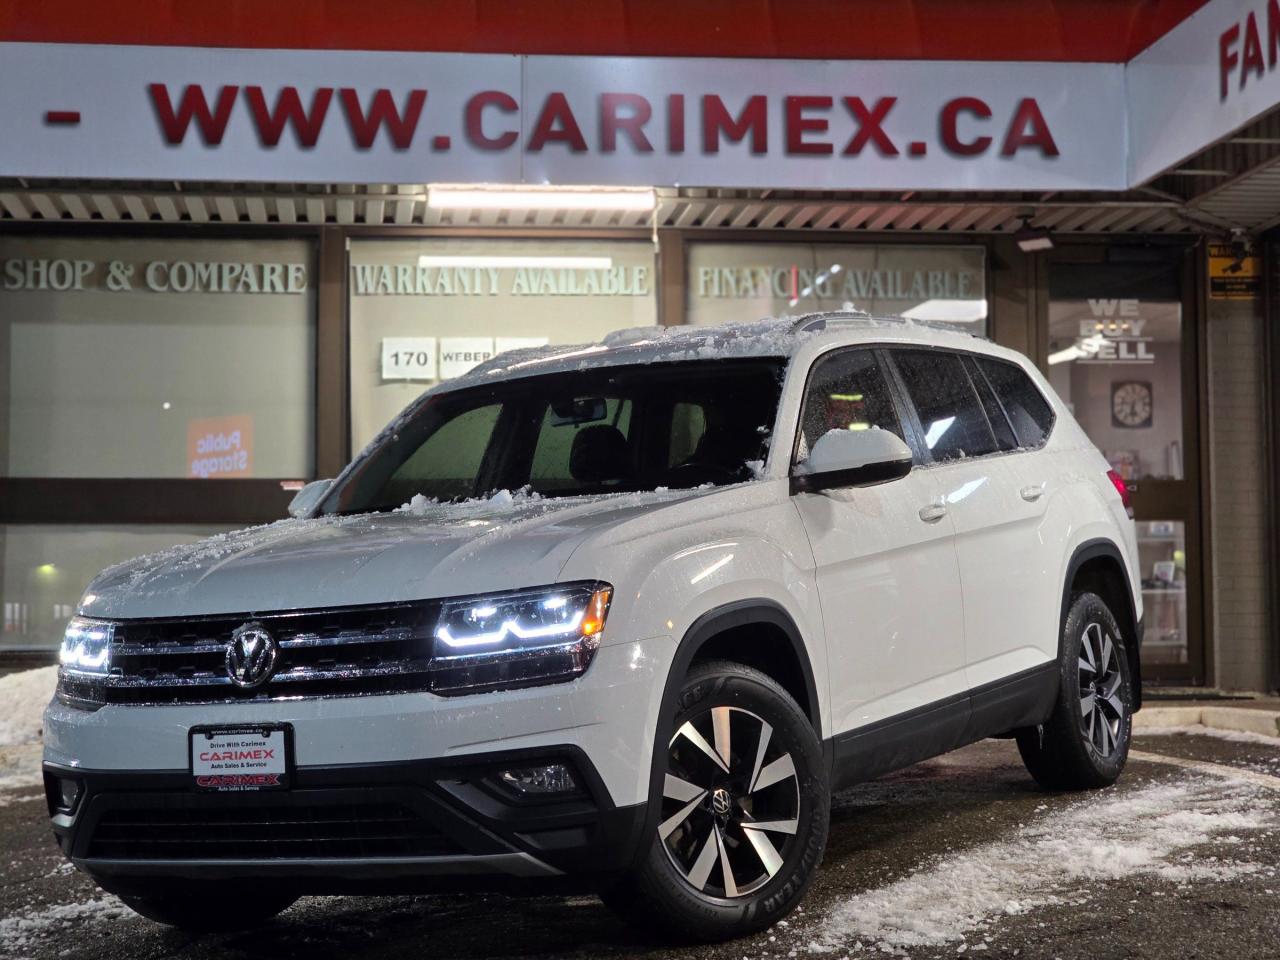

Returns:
791,429,913,494
288,478,333,518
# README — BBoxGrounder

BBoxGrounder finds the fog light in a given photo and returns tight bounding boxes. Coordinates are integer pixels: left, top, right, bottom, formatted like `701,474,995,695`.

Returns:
57,777,80,812
497,763,579,796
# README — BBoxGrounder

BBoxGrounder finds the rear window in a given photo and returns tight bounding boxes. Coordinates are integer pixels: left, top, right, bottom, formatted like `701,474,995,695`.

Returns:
976,357,1056,448
891,349,998,462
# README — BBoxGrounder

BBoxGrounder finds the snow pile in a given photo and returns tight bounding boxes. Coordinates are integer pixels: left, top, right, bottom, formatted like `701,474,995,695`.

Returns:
0,665,56,747
0,897,135,953
810,776,1275,953
0,666,57,792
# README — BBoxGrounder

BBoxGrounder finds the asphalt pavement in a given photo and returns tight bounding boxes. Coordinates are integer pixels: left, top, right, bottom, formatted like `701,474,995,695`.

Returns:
2,731,1277,960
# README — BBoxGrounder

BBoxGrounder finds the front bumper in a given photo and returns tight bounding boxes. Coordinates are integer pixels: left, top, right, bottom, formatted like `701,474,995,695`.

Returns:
42,634,673,894
44,747,647,896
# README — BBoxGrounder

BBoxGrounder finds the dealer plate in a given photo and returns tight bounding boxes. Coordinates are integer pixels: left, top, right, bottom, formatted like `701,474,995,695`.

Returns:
189,724,292,792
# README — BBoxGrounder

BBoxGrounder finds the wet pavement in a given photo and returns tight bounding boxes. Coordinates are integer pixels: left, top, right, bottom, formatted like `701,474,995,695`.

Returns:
2,731,1278,960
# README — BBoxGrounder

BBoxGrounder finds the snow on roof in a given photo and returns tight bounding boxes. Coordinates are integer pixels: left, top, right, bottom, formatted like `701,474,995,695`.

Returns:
457,312,982,386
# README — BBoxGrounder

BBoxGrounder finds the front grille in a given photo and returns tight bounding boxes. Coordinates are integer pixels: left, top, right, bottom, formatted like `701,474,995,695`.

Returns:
86,800,462,860
63,603,438,706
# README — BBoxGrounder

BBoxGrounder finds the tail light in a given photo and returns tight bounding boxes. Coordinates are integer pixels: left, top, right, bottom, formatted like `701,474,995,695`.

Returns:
1106,469,1134,519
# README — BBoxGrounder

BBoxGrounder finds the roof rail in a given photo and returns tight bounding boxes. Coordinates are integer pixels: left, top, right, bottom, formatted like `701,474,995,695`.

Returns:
789,310,982,339
790,310,873,332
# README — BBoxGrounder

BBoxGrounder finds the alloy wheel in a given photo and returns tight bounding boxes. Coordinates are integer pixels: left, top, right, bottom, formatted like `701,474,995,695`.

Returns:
659,706,800,898
1078,621,1126,758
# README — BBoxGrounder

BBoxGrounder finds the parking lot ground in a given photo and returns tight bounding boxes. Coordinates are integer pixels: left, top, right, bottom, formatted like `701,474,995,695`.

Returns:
2,730,1277,960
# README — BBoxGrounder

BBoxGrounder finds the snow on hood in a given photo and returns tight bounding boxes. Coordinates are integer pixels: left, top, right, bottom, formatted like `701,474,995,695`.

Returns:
80,485,722,620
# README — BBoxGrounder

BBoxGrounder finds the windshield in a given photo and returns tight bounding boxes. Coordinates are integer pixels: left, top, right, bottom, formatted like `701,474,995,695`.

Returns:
323,359,786,515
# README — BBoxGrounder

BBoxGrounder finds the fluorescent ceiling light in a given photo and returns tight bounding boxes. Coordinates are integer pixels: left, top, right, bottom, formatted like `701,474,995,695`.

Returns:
417,255,613,269
428,184,656,211
901,299,988,323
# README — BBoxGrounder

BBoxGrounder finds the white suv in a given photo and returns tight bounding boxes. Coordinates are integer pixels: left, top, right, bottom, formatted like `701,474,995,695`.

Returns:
44,313,1142,941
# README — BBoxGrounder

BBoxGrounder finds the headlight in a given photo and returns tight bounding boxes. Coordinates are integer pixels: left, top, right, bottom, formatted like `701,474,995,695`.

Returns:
59,617,113,676
429,582,612,695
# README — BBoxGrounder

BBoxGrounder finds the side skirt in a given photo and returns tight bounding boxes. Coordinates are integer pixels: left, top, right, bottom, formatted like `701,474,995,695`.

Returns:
829,662,1058,791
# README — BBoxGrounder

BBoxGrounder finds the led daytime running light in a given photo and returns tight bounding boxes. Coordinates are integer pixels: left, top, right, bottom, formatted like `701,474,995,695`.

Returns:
434,584,612,651
59,617,113,675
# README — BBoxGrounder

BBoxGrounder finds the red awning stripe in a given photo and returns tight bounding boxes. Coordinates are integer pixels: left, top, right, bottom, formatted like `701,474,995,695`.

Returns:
0,0,1211,63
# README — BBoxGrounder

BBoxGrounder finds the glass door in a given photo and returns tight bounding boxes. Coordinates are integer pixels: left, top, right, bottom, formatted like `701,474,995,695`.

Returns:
1047,252,1204,685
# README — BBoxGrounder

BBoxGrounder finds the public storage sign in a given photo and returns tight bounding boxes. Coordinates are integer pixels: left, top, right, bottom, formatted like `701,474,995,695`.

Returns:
187,415,254,479
0,43,1126,191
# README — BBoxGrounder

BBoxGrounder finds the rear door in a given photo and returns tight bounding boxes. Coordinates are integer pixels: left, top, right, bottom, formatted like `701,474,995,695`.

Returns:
790,347,967,743
969,355,1063,680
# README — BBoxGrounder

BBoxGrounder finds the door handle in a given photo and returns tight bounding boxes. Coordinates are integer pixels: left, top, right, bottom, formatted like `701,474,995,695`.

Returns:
1019,484,1045,502
918,502,948,523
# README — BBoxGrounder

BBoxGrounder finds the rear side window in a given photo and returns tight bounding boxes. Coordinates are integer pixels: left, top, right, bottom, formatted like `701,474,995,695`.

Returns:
963,356,1018,452
891,349,998,462
976,357,1056,448
796,349,904,462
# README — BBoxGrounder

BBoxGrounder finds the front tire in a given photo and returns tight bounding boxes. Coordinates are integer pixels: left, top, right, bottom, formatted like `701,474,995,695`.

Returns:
117,887,297,930
603,660,829,942
1017,591,1133,790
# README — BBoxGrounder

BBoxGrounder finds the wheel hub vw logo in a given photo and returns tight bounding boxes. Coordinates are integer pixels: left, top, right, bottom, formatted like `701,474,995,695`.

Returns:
226,622,278,689
711,788,733,816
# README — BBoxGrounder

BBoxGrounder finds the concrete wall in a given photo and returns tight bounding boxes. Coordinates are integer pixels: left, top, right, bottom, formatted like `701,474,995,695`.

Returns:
1206,294,1272,691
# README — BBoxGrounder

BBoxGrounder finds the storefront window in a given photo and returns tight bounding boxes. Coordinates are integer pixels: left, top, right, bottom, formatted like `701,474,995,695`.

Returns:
685,243,987,333
349,239,657,451
1047,263,1183,481
1049,260,1190,671
0,236,315,479
1136,520,1188,666
1,525,235,651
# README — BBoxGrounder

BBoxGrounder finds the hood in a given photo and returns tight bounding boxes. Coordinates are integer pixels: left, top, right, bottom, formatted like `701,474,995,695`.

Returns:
80,488,717,620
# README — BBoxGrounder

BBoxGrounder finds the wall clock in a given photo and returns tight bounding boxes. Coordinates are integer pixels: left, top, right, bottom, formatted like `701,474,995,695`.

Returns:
1111,380,1153,428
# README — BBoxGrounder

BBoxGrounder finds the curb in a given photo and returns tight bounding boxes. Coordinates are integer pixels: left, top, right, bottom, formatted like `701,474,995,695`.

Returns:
1136,705,1280,739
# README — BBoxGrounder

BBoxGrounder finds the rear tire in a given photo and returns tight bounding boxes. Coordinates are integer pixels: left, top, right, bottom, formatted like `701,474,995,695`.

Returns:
602,660,828,943
118,887,297,930
1017,591,1133,791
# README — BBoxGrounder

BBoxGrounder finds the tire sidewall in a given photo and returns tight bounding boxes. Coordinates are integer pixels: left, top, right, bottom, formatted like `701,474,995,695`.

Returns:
641,664,828,936
1061,592,1133,781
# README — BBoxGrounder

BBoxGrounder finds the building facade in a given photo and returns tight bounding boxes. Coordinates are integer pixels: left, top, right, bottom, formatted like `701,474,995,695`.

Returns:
1,0,1277,694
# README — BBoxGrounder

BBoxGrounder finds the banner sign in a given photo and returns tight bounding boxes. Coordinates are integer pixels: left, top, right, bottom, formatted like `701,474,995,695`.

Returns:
1,255,308,293
1128,0,1280,184
0,42,1126,190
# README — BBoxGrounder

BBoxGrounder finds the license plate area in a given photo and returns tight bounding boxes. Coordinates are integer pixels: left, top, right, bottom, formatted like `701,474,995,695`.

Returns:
189,724,293,792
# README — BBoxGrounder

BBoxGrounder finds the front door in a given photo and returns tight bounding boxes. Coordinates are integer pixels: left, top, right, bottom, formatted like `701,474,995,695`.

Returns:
789,347,966,740
1047,253,1203,685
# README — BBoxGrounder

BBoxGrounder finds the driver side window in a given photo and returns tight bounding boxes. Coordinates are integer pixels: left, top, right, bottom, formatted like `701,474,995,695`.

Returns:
796,350,905,463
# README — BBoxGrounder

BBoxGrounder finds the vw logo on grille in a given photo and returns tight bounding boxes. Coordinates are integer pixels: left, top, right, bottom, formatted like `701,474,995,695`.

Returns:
226,622,279,689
